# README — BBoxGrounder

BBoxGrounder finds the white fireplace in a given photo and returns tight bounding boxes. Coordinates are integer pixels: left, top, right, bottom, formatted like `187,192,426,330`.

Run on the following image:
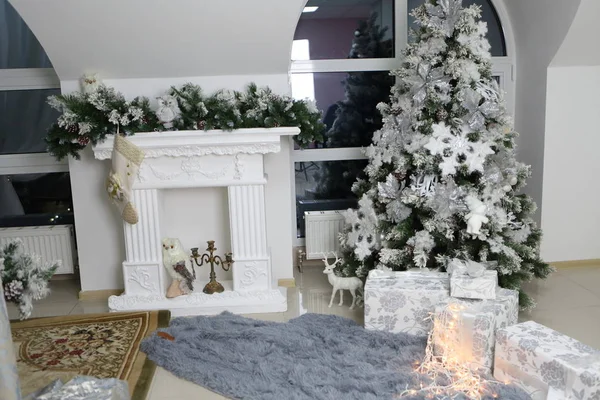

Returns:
93,127,298,316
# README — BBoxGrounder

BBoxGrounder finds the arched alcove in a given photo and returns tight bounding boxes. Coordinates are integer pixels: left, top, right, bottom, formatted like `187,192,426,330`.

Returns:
0,0,74,274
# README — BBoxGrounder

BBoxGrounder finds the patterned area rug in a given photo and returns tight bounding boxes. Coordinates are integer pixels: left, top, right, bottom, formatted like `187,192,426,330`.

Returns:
11,310,170,400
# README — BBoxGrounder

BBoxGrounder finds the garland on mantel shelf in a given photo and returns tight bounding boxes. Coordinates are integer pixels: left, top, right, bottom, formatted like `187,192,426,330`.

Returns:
46,75,325,160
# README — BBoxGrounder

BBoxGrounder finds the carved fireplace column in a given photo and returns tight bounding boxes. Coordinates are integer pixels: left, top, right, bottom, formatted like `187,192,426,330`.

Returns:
228,184,270,291
122,189,164,296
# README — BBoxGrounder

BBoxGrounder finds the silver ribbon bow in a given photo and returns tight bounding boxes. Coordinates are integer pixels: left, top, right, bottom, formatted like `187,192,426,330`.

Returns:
425,0,463,37
447,259,497,278
405,64,451,105
462,87,502,132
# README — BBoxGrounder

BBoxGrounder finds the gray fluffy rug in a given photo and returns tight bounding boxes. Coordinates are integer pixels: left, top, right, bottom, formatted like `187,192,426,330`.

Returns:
141,312,530,400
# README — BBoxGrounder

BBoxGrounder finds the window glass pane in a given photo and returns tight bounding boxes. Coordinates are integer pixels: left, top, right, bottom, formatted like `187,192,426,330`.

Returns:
0,0,53,68
295,160,368,238
0,172,74,228
0,89,61,154
291,71,393,149
407,0,507,57
293,0,395,61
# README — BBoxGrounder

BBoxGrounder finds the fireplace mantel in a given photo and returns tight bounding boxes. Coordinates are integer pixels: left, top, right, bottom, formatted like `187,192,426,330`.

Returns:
92,127,299,316
93,127,298,160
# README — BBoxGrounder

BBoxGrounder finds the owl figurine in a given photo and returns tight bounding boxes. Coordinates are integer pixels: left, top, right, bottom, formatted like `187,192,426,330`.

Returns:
155,95,181,129
81,73,101,94
162,238,195,298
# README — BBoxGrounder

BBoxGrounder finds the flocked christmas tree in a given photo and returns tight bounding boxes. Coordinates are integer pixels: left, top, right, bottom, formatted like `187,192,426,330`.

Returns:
338,0,551,308
1,239,59,319
315,13,394,199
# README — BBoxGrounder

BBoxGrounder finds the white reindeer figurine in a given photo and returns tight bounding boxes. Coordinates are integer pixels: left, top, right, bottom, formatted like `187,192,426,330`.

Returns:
322,252,364,310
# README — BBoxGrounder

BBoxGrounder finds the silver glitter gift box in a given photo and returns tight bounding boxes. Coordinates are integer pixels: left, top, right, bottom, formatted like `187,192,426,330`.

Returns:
24,376,130,400
364,269,450,336
494,321,600,400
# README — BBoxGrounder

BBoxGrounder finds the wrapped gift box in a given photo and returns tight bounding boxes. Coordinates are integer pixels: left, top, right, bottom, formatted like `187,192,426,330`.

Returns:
364,269,450,336
494,321,600,400
433,300,497,373
25,376,130,400
450,270,498,300
448,259,498,300
478,288,519,329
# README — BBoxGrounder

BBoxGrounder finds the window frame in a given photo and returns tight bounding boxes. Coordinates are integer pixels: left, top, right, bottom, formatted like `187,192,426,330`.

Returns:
290,0,516,246
0,68,65,173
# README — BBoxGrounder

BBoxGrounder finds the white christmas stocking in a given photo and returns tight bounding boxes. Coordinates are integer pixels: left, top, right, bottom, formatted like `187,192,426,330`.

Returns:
106,135,145,224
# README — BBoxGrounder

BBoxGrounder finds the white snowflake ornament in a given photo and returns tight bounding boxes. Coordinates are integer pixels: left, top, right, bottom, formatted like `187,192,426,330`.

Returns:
425,123,495,176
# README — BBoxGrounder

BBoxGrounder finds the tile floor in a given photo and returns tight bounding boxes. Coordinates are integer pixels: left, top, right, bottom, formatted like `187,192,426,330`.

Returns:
8,262,600,399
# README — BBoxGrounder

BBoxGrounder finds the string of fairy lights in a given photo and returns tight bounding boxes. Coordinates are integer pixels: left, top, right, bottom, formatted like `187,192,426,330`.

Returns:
399,302,511,399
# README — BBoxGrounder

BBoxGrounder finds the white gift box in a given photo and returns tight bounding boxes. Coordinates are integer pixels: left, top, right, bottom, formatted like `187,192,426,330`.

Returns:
364,269,450,336
450,270,498,300
494,321,600,400
433,300,497,373
448,259,498,300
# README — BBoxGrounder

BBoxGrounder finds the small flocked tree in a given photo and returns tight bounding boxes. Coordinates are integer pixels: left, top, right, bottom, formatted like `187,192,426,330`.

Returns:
1,239,59,319
315,13,394,199
338,0,551,308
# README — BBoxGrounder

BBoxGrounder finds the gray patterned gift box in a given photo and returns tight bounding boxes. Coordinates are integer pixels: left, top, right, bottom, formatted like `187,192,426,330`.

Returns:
494,321,600,400
433,300,498,373
450,270,498,300
364,269,450,336
478,288,519,329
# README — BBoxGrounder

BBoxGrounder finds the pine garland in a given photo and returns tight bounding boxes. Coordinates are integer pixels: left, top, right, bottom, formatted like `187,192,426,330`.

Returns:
1,239,59,319
46,82,325,160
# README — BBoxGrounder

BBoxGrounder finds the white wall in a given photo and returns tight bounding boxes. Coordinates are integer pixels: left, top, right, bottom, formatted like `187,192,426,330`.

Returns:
541,66,600,262
540,0,600,262
504,0,581,223
551,0,600,67
8,0,304,80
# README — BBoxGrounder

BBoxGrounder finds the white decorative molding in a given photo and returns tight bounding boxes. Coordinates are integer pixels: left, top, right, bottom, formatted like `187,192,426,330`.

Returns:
92,128,299,160
239,262,269,289
233,154,244,180
96,143,281,160
138,154,243,183
128,267,157,292
96,128,297,316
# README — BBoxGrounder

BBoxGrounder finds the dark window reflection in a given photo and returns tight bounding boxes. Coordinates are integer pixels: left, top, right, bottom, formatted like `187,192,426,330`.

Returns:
407,0,507,57
295,160,368,238
0,173,74,228
294,1,395,61
0,89,62,154
292,70,394,149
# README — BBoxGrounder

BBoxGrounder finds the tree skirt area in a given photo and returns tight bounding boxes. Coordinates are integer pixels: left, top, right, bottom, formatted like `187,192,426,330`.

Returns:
11,310,169,400
141,312,530,400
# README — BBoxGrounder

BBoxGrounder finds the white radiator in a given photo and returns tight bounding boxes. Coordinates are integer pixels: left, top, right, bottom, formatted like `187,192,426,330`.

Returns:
304,210,345,260
0,225,76,275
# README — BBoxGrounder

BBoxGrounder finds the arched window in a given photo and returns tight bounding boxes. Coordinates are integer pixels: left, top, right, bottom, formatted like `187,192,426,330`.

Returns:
407,0,507,56
0,0,74,244
290,0,514,243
